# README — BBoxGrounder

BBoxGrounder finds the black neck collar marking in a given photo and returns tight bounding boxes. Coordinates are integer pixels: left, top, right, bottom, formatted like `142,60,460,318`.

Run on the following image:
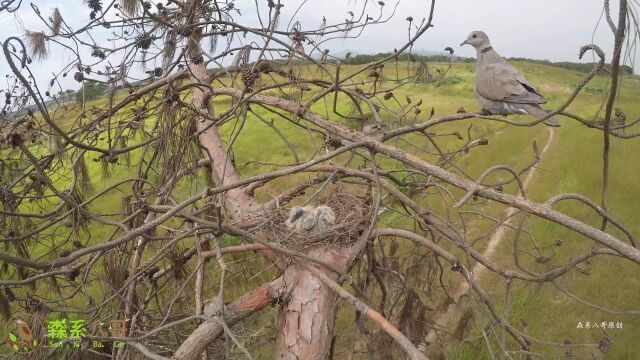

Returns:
480,46,493,54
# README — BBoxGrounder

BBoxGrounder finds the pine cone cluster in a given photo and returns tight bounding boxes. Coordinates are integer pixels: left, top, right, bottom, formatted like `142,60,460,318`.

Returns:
241,68,259,91
240,62,272,91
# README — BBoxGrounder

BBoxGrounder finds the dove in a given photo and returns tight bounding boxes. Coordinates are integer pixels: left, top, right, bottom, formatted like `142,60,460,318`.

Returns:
460,31,561,127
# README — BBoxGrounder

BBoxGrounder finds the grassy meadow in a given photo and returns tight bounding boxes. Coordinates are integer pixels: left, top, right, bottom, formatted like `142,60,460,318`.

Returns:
2,59,640,359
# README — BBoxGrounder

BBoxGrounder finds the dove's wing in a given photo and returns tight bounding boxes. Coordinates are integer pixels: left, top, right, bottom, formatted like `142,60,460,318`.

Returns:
475,62,546,104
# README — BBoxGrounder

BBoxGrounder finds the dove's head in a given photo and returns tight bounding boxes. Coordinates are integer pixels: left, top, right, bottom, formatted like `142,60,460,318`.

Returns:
460,31,491,49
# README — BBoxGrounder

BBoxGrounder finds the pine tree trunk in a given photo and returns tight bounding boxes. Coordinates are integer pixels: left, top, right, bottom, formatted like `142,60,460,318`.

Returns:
188,39,358,360
275,249,348,359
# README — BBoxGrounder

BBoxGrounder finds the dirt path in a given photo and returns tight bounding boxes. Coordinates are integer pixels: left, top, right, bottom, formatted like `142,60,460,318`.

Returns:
424,126,556,345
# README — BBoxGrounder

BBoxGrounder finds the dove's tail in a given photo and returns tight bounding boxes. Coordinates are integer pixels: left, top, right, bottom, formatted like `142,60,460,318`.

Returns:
520,104,562,127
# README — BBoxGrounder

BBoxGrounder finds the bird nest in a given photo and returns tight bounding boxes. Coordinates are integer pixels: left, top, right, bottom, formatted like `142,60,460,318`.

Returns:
259,186,372,248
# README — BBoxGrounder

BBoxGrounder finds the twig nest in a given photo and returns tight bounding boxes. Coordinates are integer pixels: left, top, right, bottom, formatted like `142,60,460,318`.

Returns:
260,186,371,248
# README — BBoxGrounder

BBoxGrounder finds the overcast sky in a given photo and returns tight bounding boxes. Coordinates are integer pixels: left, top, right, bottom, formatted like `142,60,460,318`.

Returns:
0,0,633,92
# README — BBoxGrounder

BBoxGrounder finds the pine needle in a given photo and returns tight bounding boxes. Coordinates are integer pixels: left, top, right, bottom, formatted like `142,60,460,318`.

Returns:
51,8,63,35
25,31,48,60
119,0,139,16
163,31,176,70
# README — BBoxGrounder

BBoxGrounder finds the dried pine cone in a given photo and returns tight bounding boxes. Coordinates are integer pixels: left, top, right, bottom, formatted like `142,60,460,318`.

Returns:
241,68,258,91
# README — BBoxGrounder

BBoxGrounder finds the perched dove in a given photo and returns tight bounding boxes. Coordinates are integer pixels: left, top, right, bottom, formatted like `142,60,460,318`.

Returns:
460,31,561,127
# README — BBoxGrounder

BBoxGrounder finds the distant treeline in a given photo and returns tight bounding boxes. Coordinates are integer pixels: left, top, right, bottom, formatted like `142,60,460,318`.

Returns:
507,57,633,75
342,52,456,64
341,52,634,75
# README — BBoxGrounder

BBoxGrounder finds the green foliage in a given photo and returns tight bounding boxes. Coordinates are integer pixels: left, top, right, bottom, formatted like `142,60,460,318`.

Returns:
75,80,107,103
4,60,640,359
220,234,242,247
8,332,19,351
56,89,74,101
432,75,464,87
584,85,605,94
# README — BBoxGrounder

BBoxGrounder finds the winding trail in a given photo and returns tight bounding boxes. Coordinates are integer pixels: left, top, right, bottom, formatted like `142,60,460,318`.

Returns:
425,126,556,345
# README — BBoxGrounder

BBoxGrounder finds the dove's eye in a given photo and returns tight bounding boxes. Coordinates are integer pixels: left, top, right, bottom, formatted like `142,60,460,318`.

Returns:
472,34,477,38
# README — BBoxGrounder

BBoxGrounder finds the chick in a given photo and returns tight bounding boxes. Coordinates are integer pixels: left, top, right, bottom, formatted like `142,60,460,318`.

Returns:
314,205,336,231
285,206,317,231
285,205,336,233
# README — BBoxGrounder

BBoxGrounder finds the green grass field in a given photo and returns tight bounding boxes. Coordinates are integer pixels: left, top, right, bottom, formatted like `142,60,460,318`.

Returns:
2,59,640,359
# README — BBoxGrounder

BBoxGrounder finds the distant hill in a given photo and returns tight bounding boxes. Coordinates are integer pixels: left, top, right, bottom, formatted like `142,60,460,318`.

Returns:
2,92,75,121
331,48,462,61
506,57,633,76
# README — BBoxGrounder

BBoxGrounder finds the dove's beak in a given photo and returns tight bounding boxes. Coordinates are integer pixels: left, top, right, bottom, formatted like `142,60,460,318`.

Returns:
460,40,469,46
